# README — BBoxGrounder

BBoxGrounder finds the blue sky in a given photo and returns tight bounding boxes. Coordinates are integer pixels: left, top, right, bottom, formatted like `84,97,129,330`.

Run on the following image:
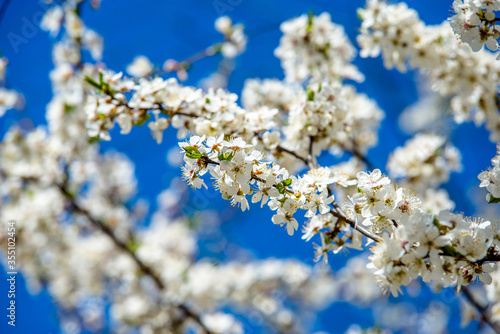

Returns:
0,0,496,333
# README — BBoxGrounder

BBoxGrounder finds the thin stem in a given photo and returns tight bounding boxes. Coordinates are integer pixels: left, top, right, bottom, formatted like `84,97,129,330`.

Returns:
329,208,381,242
308,136,316,168
161,43,222,76
275,143,380,242
341,143,376,170
180,44,221,68
325,187,381,243
276,145,313,169
160,22,278,78
477,249,500,263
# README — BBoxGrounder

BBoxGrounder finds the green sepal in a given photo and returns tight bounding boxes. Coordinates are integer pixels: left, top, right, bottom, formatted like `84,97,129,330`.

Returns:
306,86,315,101
133,113,151,126
183,146,202,159
64,104,75,113
306,10,314,33
441,245,461,258
84,76,102,90
127,236,141,253
275,183,285,195
356,9,364,21
218,151,234,161
88,136,100,144
489,196,500,204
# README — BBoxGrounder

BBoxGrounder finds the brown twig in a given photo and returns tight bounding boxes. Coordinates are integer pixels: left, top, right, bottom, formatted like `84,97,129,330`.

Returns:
55,181,214,334
329,206,382,243
308,136,316,168
276,145,313,169
56,183,165,289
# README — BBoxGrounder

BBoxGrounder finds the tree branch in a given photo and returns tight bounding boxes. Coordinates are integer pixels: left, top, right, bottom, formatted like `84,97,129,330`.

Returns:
462,286,500,334
56,183,166,289
276,145,313,169
327,150,500,333
54,180,214,334
329,207,382,243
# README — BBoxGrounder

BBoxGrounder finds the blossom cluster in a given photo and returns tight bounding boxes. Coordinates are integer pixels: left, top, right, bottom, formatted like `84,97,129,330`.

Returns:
0,58,22,117
84,73,251,143
83,10,384,179
0,2,359,332
387,133,462,193
179,135,340,236
284,81,383,161
214,16,247,58
84,72,383,175
345,169,498,296
178,133,500,298
450,0,500,54
358,0,500,141
479,145,500,202
241,78,299,113
274,12,364,83
5,0,500,331
41,0,103,61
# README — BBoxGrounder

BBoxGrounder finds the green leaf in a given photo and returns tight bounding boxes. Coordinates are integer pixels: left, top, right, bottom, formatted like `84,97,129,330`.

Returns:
306,10,314,33
441,245,461,258
133,113,151,126
213,43,223,54
183,146,202,159
218,151,234,161
84,76,102,90
306,87,315,101
282,178,292,187
127,236,141,253
275,183,285,195
489,196,500,204
88,136,100,144
64,104,75,113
